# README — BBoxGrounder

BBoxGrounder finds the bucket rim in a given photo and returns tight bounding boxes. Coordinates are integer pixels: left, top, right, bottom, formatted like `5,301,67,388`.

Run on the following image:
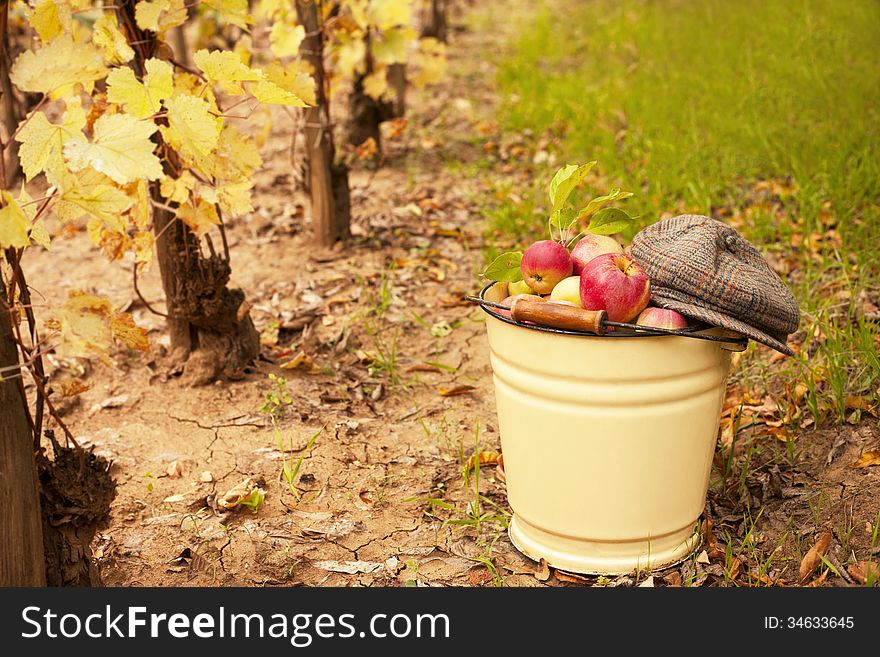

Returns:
477,282,748,349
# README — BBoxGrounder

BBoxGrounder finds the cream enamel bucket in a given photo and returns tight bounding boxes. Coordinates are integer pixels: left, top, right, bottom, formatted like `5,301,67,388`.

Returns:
481,282,742,575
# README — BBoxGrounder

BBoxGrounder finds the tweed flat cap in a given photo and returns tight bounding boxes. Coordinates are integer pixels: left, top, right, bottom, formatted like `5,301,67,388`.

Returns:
630,215,800,355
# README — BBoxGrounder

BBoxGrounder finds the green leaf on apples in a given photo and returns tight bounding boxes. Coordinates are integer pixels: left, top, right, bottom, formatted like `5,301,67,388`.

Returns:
483,251,523,282
577,188,634,220
550,205,577,231
549,161,596,214
587,207,635,235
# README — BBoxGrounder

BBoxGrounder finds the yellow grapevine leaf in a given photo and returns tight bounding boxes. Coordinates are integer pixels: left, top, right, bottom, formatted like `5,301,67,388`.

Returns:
177,199,220,237
0,192,31,248
135,0,188,33
30,220,51,249
216,125,263,178
159,171,197,204
129,179,152,230
162,94,223,160
92,13,135,65
345,0,368,28
255,0,286,20
132,231,155,264
106,58,174,119
110,310,150,352
10,35,107,100
25,0,69,43
372,26,416,65
49,291,148,365
50,292,115,364
262,62,316,106
13,185,37,222
413,37,447,88
270,21,305,59
51,167,134,228
194,49,264,83
202,0,253,29
363,69,388,100
333,32,367,79
216,179,253,217
63,95,87,133
15,111,68,181
250,61,315,107
366,0,412,31
233,35,253,66
172,72,220,113
250,79,309,106
197,185,219,205
87,218,131,261
64,113,163,185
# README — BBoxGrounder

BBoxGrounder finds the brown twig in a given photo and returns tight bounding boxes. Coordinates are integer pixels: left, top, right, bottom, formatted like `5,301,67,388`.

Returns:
169,57,206,80
132,264,168,318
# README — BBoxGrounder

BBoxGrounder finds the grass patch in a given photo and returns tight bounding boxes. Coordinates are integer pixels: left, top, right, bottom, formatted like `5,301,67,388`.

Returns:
486,0,880,419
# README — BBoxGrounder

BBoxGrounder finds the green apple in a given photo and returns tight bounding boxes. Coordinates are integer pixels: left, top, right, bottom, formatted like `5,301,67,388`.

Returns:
549,276,583,307
508,279,538,296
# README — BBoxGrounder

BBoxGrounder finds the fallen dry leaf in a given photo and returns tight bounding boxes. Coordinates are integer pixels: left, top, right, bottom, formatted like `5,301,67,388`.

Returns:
534,558,550,581
468,566,493,586
851,451,880,469
313,560,384,575
726,556,741,582
847,561,880,585
280,349,322,373
438,385,476,397
355,137,378,160
165,460,185,479
806,569,829,587
663,571,682,587
162,493,185,503
89,394,130,414
845,396,878,417
387,117,407,139
759,426,793,442
702,518,724,559
407,364,442,373
218,476,262,510
465,450,502,471
555,570,592,584
799,531,833,583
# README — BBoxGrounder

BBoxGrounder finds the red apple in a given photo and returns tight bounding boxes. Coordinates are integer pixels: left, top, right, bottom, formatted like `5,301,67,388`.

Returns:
520,240,573,294
495,294,545,319
636,307,688,330
571,233,624,275
579,253,650,322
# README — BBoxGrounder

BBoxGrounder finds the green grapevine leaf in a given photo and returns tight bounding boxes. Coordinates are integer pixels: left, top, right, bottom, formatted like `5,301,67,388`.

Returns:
483,251,523,282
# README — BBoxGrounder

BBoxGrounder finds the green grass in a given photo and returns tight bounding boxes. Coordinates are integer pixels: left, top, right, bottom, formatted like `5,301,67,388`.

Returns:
484,0,880,419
